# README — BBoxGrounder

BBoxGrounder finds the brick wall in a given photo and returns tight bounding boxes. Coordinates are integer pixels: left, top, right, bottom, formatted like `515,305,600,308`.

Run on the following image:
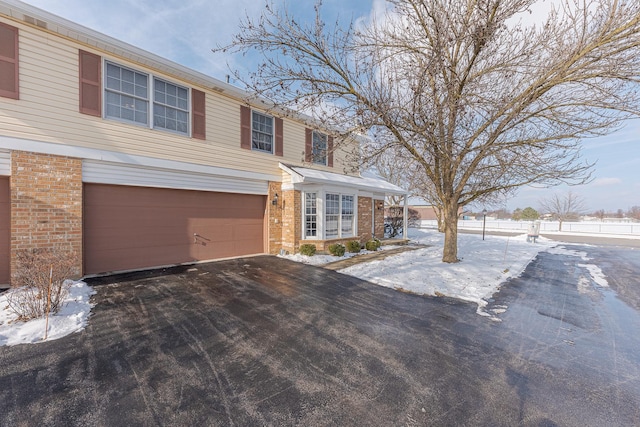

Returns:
281,189,301,253
10,151,83,281
373,199,385,238
358,196,372,242
267,181,282,254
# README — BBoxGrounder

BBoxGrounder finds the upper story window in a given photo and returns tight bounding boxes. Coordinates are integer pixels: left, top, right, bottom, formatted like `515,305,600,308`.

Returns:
252,111,274,153
312,131,328,165
105,62,149,125
154,78,189,134
81,53,205,138
103,61,191,136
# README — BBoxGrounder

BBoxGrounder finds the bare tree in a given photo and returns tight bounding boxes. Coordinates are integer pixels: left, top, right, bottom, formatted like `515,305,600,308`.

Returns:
539,191,587,231
220,0,640,262
593,209,606,221
628,206,640,221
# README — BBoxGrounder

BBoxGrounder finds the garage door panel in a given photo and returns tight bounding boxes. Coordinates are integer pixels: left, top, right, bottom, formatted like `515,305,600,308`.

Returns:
84,184,266,275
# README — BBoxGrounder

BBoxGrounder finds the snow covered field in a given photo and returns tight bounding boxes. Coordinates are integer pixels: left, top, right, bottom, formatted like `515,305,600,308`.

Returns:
0,228,611,345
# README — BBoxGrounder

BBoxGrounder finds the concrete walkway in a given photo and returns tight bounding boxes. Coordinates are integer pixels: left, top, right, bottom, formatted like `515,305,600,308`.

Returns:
322,244,428,270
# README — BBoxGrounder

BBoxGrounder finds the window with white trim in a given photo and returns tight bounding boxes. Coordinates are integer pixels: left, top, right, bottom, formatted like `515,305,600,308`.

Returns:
325,193,340,239
105,62,149,125
154,78,189,134
312,131,327,165
104,61,190,136
252,111,274,153
341,195,354,236
305,192,317,237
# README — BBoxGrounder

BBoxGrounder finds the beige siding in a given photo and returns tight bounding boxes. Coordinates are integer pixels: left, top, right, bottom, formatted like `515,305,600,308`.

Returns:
0,17,358,177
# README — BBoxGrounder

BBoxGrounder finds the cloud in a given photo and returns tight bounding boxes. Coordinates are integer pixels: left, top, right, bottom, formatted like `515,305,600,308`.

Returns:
592,177,622,187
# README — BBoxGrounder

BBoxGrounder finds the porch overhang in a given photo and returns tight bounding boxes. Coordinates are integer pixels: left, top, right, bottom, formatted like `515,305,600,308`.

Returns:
279,163,408,196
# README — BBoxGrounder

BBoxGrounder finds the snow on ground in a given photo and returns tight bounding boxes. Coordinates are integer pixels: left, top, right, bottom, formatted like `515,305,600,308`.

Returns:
0,281,95,346
549,245,609,288
336,229,558,317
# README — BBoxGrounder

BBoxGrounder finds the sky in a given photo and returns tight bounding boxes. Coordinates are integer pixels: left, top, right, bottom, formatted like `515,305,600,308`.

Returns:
3,228,607,345
20,0,640,213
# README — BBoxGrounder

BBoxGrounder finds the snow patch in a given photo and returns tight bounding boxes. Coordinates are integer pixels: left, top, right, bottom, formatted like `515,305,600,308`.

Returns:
0,281,95,346
578,263,609,287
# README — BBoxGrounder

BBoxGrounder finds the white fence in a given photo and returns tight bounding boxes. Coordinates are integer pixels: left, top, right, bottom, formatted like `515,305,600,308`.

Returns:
418,220,640,235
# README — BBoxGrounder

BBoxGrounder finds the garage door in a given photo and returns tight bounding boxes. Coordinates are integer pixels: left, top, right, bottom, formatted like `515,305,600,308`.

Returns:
84,184,266,275
0,177,9,284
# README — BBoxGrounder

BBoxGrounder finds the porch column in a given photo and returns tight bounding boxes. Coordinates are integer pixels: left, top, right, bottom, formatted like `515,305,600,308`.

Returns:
403,194,408,239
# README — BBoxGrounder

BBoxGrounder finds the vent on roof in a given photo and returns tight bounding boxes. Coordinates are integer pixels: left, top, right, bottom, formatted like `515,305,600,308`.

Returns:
23,15,48,29
211,86,225,93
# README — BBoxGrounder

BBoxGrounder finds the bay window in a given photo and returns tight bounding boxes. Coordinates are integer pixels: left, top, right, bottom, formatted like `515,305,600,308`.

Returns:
304,191,356,240
341,195,354,236
325,193,340,239
305,192,317,237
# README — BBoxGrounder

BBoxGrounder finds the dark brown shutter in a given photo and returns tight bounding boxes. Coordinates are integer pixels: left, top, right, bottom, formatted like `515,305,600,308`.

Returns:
240,105,251,150
304,128,312,162
0,23,19,100
328,136,334,167
275,117,283,156
191,89,206,140
79,50,101,116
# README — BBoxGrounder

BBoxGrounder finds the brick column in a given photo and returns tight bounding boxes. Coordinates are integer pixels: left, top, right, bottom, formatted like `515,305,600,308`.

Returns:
267,181,283,254
281,189,301,254
11,151,83,281
374,199,385,238
358,196,373,243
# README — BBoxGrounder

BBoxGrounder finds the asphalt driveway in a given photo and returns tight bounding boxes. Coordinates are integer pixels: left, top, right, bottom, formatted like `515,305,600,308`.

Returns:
1,247,639,426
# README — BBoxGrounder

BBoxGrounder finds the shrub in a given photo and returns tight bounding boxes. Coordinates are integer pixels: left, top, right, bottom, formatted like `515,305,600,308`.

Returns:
7,248,78,321
346,240,361,253
299,244,316,256
328,243,346,257
365,238,381,251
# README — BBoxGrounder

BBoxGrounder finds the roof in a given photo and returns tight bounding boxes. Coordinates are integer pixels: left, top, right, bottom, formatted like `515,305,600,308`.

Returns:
280,164,407,195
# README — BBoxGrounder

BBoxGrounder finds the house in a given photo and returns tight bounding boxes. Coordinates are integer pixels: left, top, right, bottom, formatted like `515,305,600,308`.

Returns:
0,0,407,284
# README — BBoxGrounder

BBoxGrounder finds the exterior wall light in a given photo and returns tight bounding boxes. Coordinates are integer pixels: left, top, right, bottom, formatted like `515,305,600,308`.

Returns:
272,193,279,206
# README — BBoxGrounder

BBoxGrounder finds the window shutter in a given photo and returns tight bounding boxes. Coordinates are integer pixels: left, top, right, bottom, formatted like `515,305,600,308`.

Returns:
328,136,334,167
79,50,101,116
275,117,283,156
304,128,312,163
191,89,206,140
0,22,19,100
240,105,251,150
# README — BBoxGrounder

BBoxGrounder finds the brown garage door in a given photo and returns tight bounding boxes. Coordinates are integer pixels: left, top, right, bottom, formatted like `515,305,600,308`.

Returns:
84,184,266,275
0,177,9,284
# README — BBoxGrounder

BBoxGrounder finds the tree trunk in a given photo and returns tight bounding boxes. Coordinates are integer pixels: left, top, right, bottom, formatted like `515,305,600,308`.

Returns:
436,206,445,233
442,203,459,263
558,220,563,232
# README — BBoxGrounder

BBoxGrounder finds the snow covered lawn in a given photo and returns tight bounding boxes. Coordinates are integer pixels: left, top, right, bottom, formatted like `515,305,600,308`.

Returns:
342,230,556,314
0,281,95,346
284,229,559,317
